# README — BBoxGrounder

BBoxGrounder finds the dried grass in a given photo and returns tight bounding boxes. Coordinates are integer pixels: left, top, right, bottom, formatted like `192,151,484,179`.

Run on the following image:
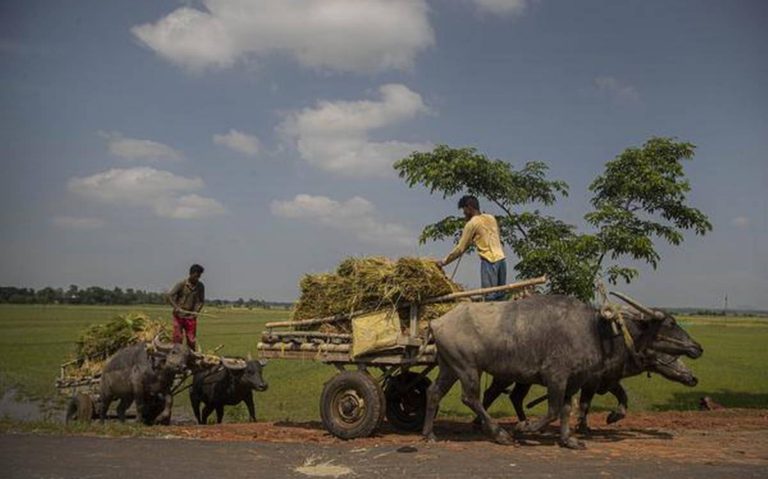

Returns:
68,312,171,378
292,256,463,333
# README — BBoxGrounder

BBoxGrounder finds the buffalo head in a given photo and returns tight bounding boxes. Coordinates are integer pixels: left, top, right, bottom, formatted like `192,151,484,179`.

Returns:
643,350,698,387
153,336,193,372
222,357,269,392
611,292,703,359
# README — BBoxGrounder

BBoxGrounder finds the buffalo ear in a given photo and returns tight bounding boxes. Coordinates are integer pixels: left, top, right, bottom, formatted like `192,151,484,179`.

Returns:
247,352,253,361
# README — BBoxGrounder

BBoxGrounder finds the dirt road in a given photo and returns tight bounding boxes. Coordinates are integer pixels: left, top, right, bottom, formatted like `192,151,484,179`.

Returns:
1,410,766,478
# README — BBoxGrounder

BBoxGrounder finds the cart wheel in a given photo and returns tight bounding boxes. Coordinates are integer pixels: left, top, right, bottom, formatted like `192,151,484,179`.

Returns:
66,393,94,424
320,371,384,439
384,372,431,431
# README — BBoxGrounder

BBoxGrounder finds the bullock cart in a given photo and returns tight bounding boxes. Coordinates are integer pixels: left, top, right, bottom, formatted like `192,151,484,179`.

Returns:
256,276,546,439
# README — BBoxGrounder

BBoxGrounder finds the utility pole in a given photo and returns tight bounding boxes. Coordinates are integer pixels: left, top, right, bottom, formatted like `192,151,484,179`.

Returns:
723,291,728,316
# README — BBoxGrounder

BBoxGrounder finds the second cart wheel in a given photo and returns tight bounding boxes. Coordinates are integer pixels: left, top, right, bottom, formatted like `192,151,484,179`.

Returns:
320,371,384,439
65,393,94,424
384,372,431,431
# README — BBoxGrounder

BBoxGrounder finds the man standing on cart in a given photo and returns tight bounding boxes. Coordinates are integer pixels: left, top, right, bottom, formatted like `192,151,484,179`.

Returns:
167,264,205,351
436,195,507,300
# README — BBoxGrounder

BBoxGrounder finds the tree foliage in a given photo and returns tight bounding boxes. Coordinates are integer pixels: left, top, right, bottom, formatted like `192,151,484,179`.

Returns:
394,138,711,301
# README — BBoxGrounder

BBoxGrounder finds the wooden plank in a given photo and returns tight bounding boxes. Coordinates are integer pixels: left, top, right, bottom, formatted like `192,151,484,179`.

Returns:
258,342,351,353
408,303,418,338
420,276,547,304
265,310,367,329
263,331,351,340
255,342,436,365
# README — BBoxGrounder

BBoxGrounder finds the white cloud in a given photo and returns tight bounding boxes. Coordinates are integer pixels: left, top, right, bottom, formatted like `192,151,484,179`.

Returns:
100,131,183,162
68,167,226,219
155,194,229,219
278,84,431,177
213,129,261,157
271,194,414,247
471,0,529,15
731,216,750,229
131,0,433,73
52,216,105,230
594,76,640,105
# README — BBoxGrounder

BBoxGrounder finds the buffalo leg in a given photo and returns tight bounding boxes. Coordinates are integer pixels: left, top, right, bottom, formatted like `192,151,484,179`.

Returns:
131,379,146,424
100,394,112,423
244,393,257,422
457,369,512,445
576,387,596,434
509,383,532,422
422,365,458,442
215,404,224,424
559,395,585,449
191,394,202,424
201,404,214,424
606,384,628,424
473,377,512,426
516,380,564,435
155,394,173,425
116,398,131,423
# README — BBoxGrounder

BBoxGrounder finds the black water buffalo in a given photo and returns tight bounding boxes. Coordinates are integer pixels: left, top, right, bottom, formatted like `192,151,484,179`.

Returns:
100,338,192,425
190,358,268,424
422,293,702,449
478,349,698,433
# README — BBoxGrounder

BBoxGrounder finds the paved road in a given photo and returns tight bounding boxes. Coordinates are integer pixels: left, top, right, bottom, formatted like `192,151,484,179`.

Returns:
1,434,765,479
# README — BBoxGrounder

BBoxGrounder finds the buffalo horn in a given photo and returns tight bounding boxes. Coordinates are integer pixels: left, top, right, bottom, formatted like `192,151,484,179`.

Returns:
609,292,664,320
152,335,174,351
221,357,246,370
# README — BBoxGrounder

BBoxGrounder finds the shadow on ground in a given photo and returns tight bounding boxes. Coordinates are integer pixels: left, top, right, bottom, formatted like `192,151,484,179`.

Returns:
656,390,768,410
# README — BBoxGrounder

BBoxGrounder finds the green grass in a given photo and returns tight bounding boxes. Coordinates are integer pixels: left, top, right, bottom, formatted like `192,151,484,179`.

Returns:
0,305,766,425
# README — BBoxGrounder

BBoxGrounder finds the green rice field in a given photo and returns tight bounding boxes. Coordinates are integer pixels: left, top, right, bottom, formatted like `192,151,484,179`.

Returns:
0,304,765,423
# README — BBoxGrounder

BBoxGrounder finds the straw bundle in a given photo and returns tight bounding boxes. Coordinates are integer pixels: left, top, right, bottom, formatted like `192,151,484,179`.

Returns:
292,256,463,333
69,312,170,378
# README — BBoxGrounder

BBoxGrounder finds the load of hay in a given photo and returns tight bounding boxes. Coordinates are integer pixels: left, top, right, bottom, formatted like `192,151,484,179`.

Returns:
292,256,463,333
69,312,170,378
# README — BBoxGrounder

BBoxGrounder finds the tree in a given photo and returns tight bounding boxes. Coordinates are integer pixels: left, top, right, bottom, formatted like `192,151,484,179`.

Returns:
394,138,712,301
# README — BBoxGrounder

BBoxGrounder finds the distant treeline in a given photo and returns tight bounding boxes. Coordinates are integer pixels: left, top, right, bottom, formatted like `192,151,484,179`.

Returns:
0,286,291,310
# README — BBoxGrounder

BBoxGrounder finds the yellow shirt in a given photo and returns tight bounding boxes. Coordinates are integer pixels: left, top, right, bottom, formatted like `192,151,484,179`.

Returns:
444,213,505,265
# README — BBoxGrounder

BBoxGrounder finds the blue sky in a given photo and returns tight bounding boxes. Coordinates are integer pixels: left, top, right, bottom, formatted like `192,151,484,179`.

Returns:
1,0,766,309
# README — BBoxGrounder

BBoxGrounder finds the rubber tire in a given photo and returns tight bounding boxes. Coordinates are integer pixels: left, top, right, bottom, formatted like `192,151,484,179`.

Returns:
65,393,94,424
320,371,384,440
384,372,431,431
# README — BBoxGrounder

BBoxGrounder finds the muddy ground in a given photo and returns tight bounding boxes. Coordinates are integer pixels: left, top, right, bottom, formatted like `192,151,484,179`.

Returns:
3,409,764,478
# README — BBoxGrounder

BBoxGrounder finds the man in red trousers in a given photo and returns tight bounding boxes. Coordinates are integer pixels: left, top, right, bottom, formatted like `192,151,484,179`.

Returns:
167,264,205,351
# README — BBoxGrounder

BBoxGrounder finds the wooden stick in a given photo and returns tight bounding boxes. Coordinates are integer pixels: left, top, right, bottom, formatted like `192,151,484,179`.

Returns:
420,276,547,304
257,342,352,353
177,309,219,318
265,310,367,329
264,331,352,339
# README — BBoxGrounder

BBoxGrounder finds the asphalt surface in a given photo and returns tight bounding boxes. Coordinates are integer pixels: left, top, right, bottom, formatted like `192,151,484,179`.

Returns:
1,434,766,479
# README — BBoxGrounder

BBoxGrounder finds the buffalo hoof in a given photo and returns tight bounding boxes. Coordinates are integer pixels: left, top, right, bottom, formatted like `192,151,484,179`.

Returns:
559,437,586,450
493,429,515,446
155,415,171,426
423,433,437,443
513,420,530,433
471,416,483,429
606,411,625,424
575,423,591,435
